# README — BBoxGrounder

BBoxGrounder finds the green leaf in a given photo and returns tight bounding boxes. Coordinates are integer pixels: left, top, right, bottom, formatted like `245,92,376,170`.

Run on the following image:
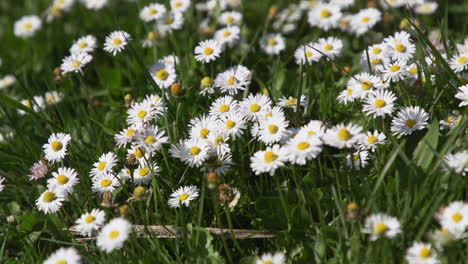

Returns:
413,119,439,171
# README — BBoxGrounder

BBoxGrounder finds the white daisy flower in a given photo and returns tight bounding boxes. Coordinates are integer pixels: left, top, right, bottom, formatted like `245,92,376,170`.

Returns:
0,74,16,89
455,84,468,107
258,115,290,145
44,91,64,106
36,189,65,214
436,201,468,235
278,95,308,112
218,11,242,26
158,12,184,35
347,72,383,99
381,60,408,82
362,90,397,118
209,95,239,118
239,93,272,121
307,3,342,31
114,126,138,148
117,167,132,181
359,130,386,152
294,43,323,65
337,87,359,104
316,37,343,60
170,0,191,13
82,0,108,10
168,185,199,208
189,114,218,140
414,2,438,15
439,113,462,130
443,150,468,176
350,8,381,36
384,31,416,61
180,138,211,167
43,133,71,163
260,33,286,55
297,120,326,138
217,112,247,139
346,150,369,169
366,43,388,60
14,15,42,38
286,134,322,165
390,106,429,137
92,173,120,195
194,39,222,63
139,3,166,22
96,218,132,253
104,31,131,56
133,162,159,185
74,208,106,237
47,167,79,195
90,152,118,178
256,252,286,264
126,101,157,128
126,146,149,163
322,123,364,149
44,247,81,264
214,65,252,95
362,213,402,241
250,144,287,176
133,125,169,153
214,26,241,48
405,242,440,264
70,35,97,54
150,61,177,89
60,52,93,75
143,94,166,116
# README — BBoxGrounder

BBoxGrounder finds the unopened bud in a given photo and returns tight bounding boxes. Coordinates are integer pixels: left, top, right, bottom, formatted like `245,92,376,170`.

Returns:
133,186,147,200
119,204,130,217
171,83,184,96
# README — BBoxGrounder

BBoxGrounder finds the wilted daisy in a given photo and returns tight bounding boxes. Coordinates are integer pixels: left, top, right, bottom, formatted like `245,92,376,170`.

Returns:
194,39,222,63
363,90,397,118
28,160,48,180
359,130,386,151
96,218,132,253
443,150,468,175
90,152,117,177
436,201,468,235
239,93,272,121
139,3,166,22
350,8,381,36
256,252,286,264
168,185,199,208
455,84,468,107
218,11,242,26
171,0,191,13
322,123,364,149
74,209,106,237
251,144,287,176
214,65,252,95
381,60,408,82
316,37,343,60
47,167,79,195
43,133,71,163
150,61,177,89
405,242,440,264
214,26,241,47
70,35,97,54
36,189,65,214
449,53,468,72
286,134,322,165
307,3,342,31
362,213,401,241
261,33,286,55
133,163,159,185
346,151,369,169
127,146,149,163
92,174,120,195
104,31,131,56
43,247,81,264
14,15,42,38
60,52,93,75
390,106,429,137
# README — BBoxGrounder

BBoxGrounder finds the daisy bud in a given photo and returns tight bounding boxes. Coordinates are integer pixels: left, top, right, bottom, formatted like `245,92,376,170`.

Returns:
200,77,213,88
367,1,377,7
170,83,184,96
341,65,351,75
101,191,114,208
119,205,130,217
346,202,360,222
126,154,139,168
218,184,234,205
124,94,132,107
268,7,278,18
207,171,219,189
133,186,147,200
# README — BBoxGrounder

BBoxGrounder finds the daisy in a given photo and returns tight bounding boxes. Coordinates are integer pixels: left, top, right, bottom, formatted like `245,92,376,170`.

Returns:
139,3,166,22
294,43,323,65
347,72,383,99
337,87,359,104
200,76,216,95
114,126,138,148
158,12,184,35
439,113,462,130
316,37,343,60
168,186,199,208
133,163,159,185
286,134,322,165
150,61,177,89
28,160,48,180
322,123,364,149
350,8,381,36
455,84,468,107
384,31,416,61
74,209,106,237
362,213,401,241
133,125,169,153
70,35,97,54
96,218,132,253
256,252,286,264
359,130,386,151
367,43,388,60
36,189,65,214
170,0,191,13
307,3,342,31
43,133,71,163
14,15,42,38
250,144,288,176
217,112,247,139
405,242,440,264
346,151,369,169
44,247,81,264
47,167,79,195
180,138,211,167
92,173,120,195
297,120,326,138
381,60,408,82
126,101,157,128
218,11,242,26
390,106,429,137
436,201,468,235
214,65,252,95
194,39,222,63
443,151,468,175
189,114,218,140
104,31,132,56
90,152,118,178
258,116,290,145
60,52,93,75
117,167,132,180
239,93,272,121
82,0,108,10
209,95,238,118
415,2,438,15
362,90,397,118
0,74,16,89
214,26,241,47
260,33,286,55
126,146,149,163
278,95,308,112
143,94,166,115
206,131,231,155
44,91,63,106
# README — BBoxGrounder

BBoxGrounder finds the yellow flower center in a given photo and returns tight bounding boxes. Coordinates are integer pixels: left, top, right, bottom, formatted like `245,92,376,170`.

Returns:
200,128,210,138
174,1,182,7
373,222,388,234
297,142,310,150
226,120,236,129
308,131,316,136
452,212,463,222
287,97,297,106
405,119,416,128
85,215,95,224
179,193,189,200
139,168,150,177
56,260,67,264
263,261,272,264
100,179,112,187
214,136,224,146
268,124,279,134
227,76,236,85
320,9,331,18
361,81,372,90
374,99,386,108
78,41,88,49
113,38,122,45
367,135,378,144
156,69,168,80
250,104,261,112
458,56,468,64
346,88,353,95
190,146,201,156
264,151,278,163
165,17,174,24
226,16,234,24
23,23,32,30
148,8,157,15
352,154,360,160
97,161,107,171
126,129,135,137
337,128,352,141
109,230,120,240
371,58,382,65
372,47,382,54
145,136,156,144
137,110,147,120
267,38,277,46
419,247,432,259
204,47,214,55
223,31,231,37
71,60,81,68
305,51,313,57
324,44,333,51
219,104,230,113
51,141,63,152
43,192,56,203
361,16,370,23
409,67,418,74
389,65,400,72
201,77,213,87
57,175,69,185
134,147,144,158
